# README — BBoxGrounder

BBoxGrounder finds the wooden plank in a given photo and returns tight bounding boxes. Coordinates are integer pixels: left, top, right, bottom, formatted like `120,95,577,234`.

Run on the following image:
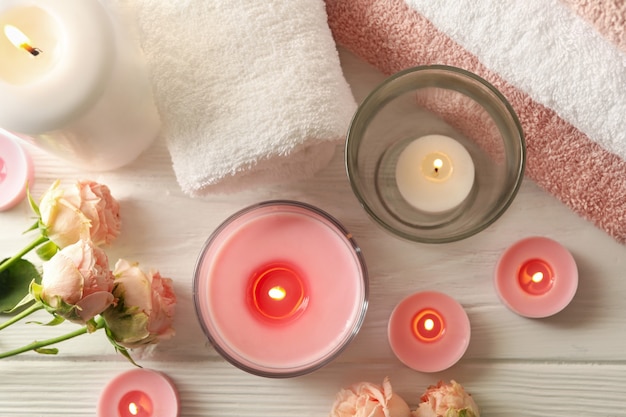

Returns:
1,359,626,416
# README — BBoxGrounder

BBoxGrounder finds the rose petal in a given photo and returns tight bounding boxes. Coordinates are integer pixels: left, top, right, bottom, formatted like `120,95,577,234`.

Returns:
76,291,115,322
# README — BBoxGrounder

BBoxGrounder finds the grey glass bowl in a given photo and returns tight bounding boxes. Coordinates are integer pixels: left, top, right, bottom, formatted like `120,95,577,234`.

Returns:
346,65,526,243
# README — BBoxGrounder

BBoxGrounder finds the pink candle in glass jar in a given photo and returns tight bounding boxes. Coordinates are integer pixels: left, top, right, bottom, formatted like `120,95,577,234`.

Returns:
193,201,368,377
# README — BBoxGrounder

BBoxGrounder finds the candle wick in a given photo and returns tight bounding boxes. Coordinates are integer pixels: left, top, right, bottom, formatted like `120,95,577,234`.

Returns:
23,45,42,57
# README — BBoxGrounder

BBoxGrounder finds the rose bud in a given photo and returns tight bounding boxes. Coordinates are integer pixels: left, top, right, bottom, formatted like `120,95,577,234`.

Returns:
330,377,411,417
103,259,176,349
39,180,121,248
414,380,480,417
39,239,114,324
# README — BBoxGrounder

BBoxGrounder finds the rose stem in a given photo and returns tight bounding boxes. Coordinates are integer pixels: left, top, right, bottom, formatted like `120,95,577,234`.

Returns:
0,235,49,274
0,317,106,359
0,302,44,331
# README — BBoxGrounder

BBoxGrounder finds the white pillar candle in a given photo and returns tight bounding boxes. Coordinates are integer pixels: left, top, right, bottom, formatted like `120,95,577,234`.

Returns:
395,134,475,212
0,0,159,171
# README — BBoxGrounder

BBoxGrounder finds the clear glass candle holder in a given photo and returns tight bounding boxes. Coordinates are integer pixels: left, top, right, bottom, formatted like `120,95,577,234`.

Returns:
346,65,526,243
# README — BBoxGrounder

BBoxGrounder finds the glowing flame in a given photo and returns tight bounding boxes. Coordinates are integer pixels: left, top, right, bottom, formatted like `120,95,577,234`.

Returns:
423,318,435,332
4,25,29,47
268,286,286,301
432,158,444,176
128,402,139,416
531,272,544,283
4,25,39,56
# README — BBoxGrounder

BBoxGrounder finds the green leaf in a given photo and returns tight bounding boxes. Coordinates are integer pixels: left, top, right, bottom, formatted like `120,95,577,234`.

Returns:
0,258,42,313
23,220,39,234
104,325,141,368
26,315,65,326
26,185,40,217
5,293,35,313
35,241,58,261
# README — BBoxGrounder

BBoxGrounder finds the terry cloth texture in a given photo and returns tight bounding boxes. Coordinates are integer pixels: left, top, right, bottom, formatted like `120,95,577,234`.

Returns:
124,0,356,195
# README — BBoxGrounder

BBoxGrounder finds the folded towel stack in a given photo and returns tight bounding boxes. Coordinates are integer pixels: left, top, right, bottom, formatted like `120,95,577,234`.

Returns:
326,0,626,243
118,0,356,195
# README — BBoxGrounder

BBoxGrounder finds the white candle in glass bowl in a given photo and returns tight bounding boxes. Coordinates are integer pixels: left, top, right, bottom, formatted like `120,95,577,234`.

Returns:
0,0,159,171
395,134,475,212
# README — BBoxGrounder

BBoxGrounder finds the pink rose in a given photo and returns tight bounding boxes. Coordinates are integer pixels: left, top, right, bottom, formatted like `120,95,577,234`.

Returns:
413,381,479,417
38,180,121,248
39,239,115,323
331,377,411,417
102,259,176,349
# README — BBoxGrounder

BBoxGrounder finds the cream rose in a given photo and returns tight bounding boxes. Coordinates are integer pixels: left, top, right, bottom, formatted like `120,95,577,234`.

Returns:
39,180,121,248
413,380,480,417
331,377,411,417
102,259,176,349
40,239,114,323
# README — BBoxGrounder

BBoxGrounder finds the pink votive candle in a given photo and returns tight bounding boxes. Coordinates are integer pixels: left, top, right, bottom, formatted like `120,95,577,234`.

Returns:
0,131,33,211
193,201,368,377
97,369,179,417
388,291,470,373
494,236,578,318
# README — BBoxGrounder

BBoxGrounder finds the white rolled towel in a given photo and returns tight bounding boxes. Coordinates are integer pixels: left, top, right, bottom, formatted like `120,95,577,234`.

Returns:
112,0,356,195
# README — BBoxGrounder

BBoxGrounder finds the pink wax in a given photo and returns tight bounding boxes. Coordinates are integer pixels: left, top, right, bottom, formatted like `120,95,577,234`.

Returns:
118,391,153,417
388,291,470,373
0,131,34,211
194,201,368,377
97,369,179,417
249,262,308,321
494,236,578,318
412,308,445,343
518,258,554,296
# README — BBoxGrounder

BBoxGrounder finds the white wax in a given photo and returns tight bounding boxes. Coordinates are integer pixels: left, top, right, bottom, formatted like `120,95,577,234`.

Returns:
0,0,159,171
395,134,475,212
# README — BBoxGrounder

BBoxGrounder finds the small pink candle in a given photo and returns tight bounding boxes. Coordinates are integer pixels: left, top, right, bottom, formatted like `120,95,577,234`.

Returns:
97,369,179,417
388,291,470,373
194,201,368,377
494,236,578,318
0,131,33,211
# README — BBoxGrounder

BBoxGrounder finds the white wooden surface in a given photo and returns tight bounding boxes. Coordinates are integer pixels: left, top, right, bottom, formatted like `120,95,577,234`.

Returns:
2,49,626,417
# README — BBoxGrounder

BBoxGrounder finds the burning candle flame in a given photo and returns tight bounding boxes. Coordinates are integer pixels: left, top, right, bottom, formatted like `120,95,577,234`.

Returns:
432,158,444,175
423,318,435,331
128,402,139,416
4,24,41,56
268,286,286,300
531,272,544,283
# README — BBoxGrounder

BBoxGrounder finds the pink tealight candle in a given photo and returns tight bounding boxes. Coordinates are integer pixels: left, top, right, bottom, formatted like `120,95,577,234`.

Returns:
193,201,368,377
0,130,33,211
97,369,179,417
388,291,470,373
494,236,578,318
